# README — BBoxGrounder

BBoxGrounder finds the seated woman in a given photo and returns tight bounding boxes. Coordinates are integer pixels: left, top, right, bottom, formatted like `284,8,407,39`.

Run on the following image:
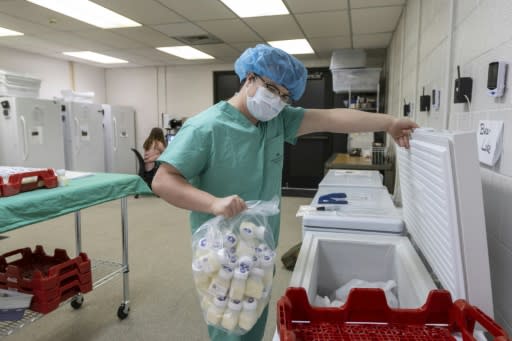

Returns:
141,128,166,186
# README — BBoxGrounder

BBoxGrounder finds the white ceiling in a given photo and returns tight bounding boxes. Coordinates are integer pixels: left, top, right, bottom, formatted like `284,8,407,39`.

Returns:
0,0,405,68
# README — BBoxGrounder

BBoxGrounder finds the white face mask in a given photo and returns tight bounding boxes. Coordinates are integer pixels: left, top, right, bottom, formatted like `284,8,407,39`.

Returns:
246,86,286,122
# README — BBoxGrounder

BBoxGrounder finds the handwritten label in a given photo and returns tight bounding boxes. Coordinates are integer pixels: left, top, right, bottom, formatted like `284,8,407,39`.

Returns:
477,120,504,166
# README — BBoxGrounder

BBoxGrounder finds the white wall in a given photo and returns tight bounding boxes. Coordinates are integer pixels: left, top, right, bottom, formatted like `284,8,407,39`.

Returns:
0,47,105,103
106,59,330,150
105,67,159,150
386,0,512,333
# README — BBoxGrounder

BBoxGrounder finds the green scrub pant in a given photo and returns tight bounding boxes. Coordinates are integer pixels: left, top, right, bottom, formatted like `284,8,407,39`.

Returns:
208,305,269,341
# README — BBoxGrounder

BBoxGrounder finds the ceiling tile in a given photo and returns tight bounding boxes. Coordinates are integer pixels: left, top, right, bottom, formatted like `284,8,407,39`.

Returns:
190,43,240,58
93,0,184,25
350,0,405,9
158,0,236,21
295,11,350,38
244,15,303,41
197,19,261,43
0,35,68,54
152,22,207,38
285,0,348,13
0,12,53,35
96,49,165,66
230,42,266,52
112,27,182,47
0,1,98,31
122,47,180,63
74,29,146,49
0,0,399,66
351,6,403,34
31,31,112,51
352,33,392,48
309,36,352,55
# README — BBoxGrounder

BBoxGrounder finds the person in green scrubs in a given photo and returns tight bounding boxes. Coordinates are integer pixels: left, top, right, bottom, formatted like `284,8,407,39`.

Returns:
153,44,418,341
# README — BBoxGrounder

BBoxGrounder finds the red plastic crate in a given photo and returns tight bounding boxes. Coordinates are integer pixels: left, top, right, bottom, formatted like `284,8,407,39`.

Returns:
277,287,510,341
0,168,57,197
0,245,92,314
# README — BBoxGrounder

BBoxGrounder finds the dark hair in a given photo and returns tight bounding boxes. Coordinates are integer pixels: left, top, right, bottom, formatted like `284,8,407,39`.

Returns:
143,127,166,150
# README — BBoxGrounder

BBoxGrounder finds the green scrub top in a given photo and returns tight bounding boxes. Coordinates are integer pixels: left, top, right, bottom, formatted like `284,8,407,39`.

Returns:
158,100,304,244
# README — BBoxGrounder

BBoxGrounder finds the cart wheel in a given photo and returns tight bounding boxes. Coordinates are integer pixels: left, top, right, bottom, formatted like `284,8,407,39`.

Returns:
71,295,84,309
117,304,129,319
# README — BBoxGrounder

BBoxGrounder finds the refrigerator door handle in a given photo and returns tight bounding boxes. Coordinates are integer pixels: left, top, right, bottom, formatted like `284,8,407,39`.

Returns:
20,116,29,160
113,117,118,152
74,117,80,152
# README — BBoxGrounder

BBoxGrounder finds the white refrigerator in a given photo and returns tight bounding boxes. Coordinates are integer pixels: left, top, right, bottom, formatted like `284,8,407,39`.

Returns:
61,101,105,172
0,97,65,169
275,129,493,340
102,104,136,174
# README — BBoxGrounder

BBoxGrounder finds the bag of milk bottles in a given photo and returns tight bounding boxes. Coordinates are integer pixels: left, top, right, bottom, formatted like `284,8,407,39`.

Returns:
191,197,279,335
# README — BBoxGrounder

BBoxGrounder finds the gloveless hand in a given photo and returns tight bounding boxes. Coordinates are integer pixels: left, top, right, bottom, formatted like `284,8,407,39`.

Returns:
387,118,419,148
210,195,247,218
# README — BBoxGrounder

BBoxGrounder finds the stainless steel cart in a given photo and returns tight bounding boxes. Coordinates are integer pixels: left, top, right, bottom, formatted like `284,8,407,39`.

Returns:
0,173,152,336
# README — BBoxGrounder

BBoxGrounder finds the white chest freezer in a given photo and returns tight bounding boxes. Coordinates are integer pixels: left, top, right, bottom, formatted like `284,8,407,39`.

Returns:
0,97,65,169
318,169,383,188
274,129,494,340
302,185,404,235
61,101,105,172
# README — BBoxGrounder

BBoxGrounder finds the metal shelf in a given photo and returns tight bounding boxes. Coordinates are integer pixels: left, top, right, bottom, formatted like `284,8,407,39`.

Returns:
0,259,123,336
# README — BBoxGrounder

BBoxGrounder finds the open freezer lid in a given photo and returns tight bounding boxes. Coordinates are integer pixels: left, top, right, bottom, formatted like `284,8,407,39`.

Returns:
397,128,493,316
303,186,404,233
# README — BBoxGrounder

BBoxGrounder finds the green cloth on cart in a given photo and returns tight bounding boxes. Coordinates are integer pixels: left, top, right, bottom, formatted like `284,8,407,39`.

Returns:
0,173,152,233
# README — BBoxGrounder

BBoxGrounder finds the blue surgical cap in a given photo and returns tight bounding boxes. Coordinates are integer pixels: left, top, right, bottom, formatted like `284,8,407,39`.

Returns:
234,44,308,101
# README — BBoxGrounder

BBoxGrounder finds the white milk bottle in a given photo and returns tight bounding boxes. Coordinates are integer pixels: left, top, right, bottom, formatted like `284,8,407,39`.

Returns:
229,267,249,301
194,237,210,258
206,295,228,325
239,221,257,241
221,299,242,331
200,252,221,275
257,287,271,316
192,260,211,294
259,253,275,288
208,265,233,297
238,297,258,331
244,268,264,299
224,232,238,248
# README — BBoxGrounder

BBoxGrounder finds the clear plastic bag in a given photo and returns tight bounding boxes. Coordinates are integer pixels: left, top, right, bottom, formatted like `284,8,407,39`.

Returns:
331,279,399,308
191,196,279,335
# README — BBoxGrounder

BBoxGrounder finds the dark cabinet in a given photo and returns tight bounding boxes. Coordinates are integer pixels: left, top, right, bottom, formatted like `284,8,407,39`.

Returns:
282,68,347,195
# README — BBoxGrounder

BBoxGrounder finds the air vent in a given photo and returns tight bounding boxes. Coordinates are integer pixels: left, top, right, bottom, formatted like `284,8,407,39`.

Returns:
172,34,223,45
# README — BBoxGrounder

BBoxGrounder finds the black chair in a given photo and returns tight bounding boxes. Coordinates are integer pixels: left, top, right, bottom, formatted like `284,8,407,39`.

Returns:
131,148,159,197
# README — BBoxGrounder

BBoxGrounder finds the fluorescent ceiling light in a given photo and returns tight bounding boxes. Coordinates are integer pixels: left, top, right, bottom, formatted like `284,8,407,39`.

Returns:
0,27,23,36
156,46,214,60
268,39,314,55
63,51,128,64
220,0,289,18
27,0,141,29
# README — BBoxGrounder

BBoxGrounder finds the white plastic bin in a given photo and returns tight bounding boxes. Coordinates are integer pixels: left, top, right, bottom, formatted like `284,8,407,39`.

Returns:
318,169,383,188
0,70,41,98
331,68,381,93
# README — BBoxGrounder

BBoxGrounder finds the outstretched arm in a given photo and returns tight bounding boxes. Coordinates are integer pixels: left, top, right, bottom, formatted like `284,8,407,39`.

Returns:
152,163,247,218
296,108,419,148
